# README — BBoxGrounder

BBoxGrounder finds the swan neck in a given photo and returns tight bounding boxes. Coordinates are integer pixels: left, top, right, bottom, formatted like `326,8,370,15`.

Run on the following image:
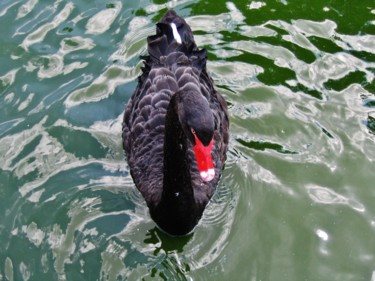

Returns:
163,94,193,194
151,93,200,235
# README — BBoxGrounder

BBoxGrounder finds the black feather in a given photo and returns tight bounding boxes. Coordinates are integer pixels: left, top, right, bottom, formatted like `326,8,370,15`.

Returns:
122,10,229,236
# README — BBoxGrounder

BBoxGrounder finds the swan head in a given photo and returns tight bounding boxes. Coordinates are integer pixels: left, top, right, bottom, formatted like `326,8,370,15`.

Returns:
191,129,215,182
176,89,215,182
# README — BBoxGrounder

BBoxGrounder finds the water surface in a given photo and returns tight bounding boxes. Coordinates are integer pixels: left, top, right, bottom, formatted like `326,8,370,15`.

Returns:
1,0,375,280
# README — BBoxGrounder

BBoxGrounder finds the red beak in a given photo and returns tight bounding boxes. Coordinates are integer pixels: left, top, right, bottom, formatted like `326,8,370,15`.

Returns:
193,134,215,182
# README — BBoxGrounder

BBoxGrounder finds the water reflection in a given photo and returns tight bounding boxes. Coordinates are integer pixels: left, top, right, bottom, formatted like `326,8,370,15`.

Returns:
85,2,122,35
306,184,365,212
1,0,375,280
144,227,192,254
20,2,74,51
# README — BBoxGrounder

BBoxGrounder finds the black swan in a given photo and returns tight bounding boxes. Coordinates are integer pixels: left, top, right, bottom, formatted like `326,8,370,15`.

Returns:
122,10,229,236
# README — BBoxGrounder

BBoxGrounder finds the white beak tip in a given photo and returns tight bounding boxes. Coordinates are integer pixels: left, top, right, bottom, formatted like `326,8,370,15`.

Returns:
200,169,215,182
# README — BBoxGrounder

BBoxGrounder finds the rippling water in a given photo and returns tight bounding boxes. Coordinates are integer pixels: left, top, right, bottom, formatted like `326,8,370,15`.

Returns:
1,0,375,280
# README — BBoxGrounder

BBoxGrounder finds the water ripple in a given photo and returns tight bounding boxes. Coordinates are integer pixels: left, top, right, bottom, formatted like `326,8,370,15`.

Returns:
109,16,152,64
20,2,74,51
0,68,19,90
85,2,122,35
1,1,375,280
306,184,365,212
21,25,96,79
209,61,263,89
65,65,138,107
16,0,38,20
0,1,19,17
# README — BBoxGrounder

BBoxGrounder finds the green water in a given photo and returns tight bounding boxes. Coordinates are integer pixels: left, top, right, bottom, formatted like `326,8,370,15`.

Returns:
1,0,375,280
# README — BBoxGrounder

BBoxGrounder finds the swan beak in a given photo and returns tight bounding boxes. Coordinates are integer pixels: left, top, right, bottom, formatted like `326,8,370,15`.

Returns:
193,137,215,182
199,168,215,182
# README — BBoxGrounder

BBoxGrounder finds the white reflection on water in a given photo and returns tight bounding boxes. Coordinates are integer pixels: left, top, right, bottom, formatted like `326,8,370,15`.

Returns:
65,65,137,107
316,228,329,241
23,222,45,247
20,2,74,51
316,228,329,256
107,14,152,82
306,184,365,212
239,25,277,38
85,1,122,35
144,0,191,14
247,1,266,10
338,34,375,55
0,68,19,87
0,1,18,17
19,262,31,281
187,2,245,34
209,61,263,89
16,0,39,20
293,19,337,38
37,36,95,79
4,257,14,281
109,15,151,63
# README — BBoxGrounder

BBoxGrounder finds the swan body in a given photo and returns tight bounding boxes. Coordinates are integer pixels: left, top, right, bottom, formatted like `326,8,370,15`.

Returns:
122,10,229,235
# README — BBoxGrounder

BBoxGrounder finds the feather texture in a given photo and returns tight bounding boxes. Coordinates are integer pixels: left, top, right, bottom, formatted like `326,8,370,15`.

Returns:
122,10,229,235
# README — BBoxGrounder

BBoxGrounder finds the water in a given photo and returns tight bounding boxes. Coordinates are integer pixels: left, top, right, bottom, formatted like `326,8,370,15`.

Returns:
0,0,374,280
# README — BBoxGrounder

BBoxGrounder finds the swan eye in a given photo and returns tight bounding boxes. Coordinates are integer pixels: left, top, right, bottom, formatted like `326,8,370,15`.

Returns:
191,128,196,135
